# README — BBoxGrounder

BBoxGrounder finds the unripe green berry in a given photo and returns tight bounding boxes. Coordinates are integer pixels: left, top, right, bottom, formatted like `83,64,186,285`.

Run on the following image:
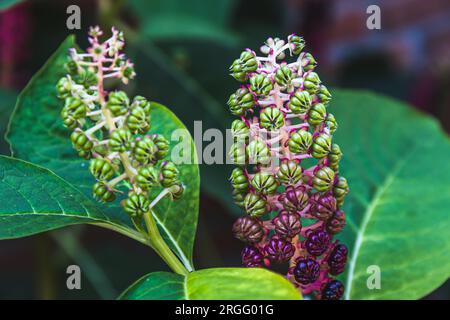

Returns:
317,85,332,105
288,130,312,154
244,193,268,218
302,53,317,72
160,161,179,188
230,167,248,192
311,133,331,159
288,90,312,114
89,158,115,181
133,137,157,164
131,95,151,115
123,192,150,218
92,182,116,203
249,74,273,95
152,134,170,160
229,142,247,165
260,107,285,130
233,189,246,208
303,72,321,94
277,160,302,186
227,88,255,116
74,69,97,88
107,91,129,116
109,128,133,152
168,183,184,200
65,60,79,75
127,106,150,134
328,144,342,171
230,51,258,82
251,172,279,195
61,98,87,129
247,140,271,165
308,103,327,127
135,166,159,190
313,167,335,192
77,149,92,160
325,113,338,134
275,65,293,87
56,77,72,99
288,34,305,55
70,131,93,152
231,120,250,142
333,177,349,207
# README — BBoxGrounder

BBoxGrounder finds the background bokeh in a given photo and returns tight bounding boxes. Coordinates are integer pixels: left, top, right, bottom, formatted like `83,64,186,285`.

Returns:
0,0,449,299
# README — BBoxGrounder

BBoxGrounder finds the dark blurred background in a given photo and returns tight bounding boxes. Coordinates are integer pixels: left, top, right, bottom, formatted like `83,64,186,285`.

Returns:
0,0,449,299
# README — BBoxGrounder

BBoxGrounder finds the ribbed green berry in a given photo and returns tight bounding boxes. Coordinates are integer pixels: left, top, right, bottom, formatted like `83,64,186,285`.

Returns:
61,98,87,129
308,103,327,127
311,133,331,159
260,107,285,130
249,75,273,95
70,131,93,152
244,193,268,218
288,34,305,55
230,51,258,82
227,88,255,116
288,90,312,114
288,130,312,154
230,167,248,192
302,53,317,72
251,172,279,195
123,192,150,218
152,134,169,160
229,142,247,165
77,149,92,160
109,128,133,152
277,160,302,185
231,119,249,142
233,189,246,208
333,177,349,207
127,106,150,134
107,91,129,116
168,183,184,200
328,144,342,171
247,140,271,165
89,158,115,181
135,166,159,190
131,95,151,115
303,72,321,94
275,65,293,87
56,77,72,99
325,113,337,134
160,161,179,188
65,60,79,75
133,136,157,164
317,85,332,105
92,182,116,203
313,167,335,192
74,69,97,88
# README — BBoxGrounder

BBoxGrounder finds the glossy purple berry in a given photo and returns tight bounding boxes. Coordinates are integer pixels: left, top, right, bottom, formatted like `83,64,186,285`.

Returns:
232,216,264,243
241,245,264,267
272,211,301,238
305,230,331,256
326,210,346,235
328,244,348,275
293,258,320,285
310,192,337,221
265,237,295,262
321,280,344,300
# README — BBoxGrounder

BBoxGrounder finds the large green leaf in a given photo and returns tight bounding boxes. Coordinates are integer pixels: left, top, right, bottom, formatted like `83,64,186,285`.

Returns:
119,268,301,300
6,36,199,271
331,90,450,299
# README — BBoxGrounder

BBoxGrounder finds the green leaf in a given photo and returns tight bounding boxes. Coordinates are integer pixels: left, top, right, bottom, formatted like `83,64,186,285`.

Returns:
331,90,450,299
0,89,17,153
6,36,199,270
0,0,24,11
119,268,301,300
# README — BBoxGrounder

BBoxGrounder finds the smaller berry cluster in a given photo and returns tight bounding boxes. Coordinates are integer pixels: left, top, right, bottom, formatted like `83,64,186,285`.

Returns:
228,36,349,300
56,27,183,227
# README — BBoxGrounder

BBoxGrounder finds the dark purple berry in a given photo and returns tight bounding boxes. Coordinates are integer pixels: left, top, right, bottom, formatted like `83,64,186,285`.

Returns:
321,280,344,300
279,186,309,212
272,211,301,238
305,230,331,256
264,237,295,262
327,244,348,275
310,192,336,221
232,216,264,243
293,258,320,285
326,210,346,234
241,245,264,267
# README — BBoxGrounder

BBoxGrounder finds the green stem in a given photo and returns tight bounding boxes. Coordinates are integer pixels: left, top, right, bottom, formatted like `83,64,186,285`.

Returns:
143,210,188,276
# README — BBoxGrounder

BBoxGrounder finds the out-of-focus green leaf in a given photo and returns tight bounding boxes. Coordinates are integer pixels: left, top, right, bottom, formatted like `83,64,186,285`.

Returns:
0,0,24,11
119,268,301,300
331,90,450,299
0,89,17,153
6,36,200,271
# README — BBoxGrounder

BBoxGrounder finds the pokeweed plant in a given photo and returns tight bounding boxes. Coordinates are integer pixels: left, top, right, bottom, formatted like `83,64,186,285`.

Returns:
228,36,349,300
0,27,301,300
